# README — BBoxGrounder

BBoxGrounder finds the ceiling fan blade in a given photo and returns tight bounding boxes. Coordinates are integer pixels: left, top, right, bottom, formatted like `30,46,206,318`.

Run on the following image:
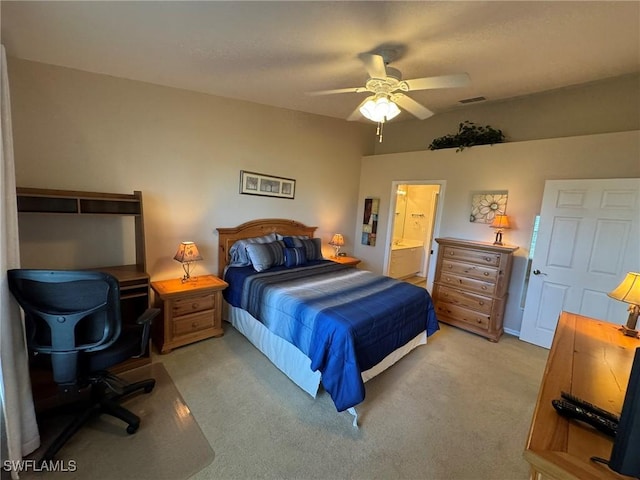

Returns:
306,86,367,96
393,94,434,120
347,107,362,122
404,73,470,91
358,53,387,79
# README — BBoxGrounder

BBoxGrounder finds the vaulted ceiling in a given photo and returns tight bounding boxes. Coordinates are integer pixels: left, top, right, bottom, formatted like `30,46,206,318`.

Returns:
2,1,639,122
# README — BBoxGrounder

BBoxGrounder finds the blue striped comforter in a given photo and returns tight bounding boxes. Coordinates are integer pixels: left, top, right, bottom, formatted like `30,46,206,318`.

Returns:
224,261,439,411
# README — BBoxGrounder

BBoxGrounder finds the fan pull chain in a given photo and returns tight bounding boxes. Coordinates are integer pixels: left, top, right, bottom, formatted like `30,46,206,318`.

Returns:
377,121,384,143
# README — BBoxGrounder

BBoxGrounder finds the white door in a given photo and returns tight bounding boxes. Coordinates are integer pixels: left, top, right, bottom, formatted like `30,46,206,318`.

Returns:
519,178,640,348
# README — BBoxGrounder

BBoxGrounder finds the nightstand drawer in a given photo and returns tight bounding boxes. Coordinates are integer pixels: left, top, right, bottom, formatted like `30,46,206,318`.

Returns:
441,246,501,267
172,294,215,317
173,311,215,336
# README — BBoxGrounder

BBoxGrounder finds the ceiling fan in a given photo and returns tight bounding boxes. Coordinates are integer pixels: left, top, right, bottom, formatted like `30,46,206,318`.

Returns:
308,51,470,124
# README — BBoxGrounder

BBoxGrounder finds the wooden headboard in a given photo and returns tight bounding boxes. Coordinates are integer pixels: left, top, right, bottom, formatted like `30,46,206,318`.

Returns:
216,218,317,276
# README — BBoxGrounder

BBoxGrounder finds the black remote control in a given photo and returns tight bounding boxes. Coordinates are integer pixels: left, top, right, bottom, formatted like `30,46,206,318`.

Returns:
560,391,620,423
552,399,618,437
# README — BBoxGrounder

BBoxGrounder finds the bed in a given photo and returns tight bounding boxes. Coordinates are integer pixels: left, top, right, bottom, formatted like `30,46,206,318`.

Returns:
217,219,439,425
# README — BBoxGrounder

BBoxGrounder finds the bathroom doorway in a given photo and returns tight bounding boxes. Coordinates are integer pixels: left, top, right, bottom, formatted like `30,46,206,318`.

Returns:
384,181,443,291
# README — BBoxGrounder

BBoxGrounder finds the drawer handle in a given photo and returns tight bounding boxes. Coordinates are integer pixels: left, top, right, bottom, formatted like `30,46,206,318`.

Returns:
191,303,199,310
477,319,483,324
483,272,489,276
192,322,199,328
484,257,491,262
481,286,487,290
479,301,484,305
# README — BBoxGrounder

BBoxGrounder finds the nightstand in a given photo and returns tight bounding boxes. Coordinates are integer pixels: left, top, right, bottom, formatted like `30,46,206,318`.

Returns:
329,256,361,266
150,274,228,354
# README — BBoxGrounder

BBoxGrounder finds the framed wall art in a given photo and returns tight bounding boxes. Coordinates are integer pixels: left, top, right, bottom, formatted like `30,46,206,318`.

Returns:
470,191,508,223
240,170,296,199
362,197,379,246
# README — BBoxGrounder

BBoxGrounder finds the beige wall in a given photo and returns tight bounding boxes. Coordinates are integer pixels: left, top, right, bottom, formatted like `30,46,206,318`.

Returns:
8,57,640,335
354,130,640,334
8,58,374,280
376,73,640,155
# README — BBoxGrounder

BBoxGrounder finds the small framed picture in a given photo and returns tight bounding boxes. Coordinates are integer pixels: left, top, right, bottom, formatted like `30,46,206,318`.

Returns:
239,170,296,200
470,191,508,223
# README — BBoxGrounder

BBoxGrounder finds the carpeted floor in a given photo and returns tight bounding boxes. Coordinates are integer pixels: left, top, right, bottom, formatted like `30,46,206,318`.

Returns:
19,363,214,480
18,322,548,480
162,322,549,480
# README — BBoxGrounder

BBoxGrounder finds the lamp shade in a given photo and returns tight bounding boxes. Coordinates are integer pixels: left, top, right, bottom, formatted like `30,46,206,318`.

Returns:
173,241,203,263
489,214,511,230
359,95,401,123
609,272,640,305
329,234,345,247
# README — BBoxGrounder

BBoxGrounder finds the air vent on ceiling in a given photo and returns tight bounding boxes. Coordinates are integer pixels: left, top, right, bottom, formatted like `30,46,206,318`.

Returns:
459,96,486,104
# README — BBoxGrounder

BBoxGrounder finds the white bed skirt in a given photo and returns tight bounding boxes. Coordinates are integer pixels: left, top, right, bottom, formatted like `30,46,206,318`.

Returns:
224,301,427,401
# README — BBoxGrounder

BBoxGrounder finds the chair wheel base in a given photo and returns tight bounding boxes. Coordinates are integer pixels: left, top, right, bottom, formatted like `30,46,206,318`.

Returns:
126,423,139,434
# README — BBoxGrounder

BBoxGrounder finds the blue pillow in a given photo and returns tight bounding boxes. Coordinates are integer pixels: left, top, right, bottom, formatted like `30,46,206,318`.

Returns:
281,236,300,248
277,234,308,242
299,238,323,260
245,241,285,272
228,233,278,266
284,247,307,267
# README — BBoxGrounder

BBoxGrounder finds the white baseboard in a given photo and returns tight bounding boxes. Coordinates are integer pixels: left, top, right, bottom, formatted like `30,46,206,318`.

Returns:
504,327,520,337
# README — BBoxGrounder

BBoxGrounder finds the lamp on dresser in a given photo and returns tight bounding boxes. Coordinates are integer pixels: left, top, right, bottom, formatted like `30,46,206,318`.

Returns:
489,214,511,245
608,272,640,338
173,241,203,282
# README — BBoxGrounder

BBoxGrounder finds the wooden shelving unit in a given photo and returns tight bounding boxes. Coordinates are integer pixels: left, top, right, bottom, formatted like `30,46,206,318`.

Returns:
15,188,152,406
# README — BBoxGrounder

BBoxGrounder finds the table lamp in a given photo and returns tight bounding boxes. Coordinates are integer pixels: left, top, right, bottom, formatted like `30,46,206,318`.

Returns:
489,214,511,245
174,241,203,282
329,233,345,258
608,272,640,338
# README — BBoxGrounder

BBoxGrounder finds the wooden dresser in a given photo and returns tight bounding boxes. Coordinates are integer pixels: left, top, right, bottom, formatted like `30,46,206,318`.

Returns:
524,312,640,480
432,237,518,342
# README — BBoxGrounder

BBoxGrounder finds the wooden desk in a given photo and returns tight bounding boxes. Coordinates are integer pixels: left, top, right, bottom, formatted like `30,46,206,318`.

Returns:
524,312,640,480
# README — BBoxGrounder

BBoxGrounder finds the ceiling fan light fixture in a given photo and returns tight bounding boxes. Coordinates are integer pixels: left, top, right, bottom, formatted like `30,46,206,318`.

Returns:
359,95,400,123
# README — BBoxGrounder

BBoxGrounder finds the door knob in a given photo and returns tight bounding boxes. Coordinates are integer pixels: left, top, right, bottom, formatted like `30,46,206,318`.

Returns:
532,269,547,276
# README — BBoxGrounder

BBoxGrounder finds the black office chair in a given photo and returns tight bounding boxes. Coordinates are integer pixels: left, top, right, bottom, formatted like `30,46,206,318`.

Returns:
7,269,160,465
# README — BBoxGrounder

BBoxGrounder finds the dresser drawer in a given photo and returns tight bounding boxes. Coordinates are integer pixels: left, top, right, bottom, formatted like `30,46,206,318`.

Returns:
440,260,498,282
441,246,501,267
172,293,215,317
173,311,215,337
434,284,493,315
438,273,496,296
435,302,490,330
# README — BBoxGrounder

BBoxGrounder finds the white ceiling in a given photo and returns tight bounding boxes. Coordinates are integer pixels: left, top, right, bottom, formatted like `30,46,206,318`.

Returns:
2,1,639,122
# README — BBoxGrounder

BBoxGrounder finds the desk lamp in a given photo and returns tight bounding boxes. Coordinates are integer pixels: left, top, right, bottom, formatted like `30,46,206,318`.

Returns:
329,234,345,258
608,272,640,338
174,241,203,282
489,214,511,245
